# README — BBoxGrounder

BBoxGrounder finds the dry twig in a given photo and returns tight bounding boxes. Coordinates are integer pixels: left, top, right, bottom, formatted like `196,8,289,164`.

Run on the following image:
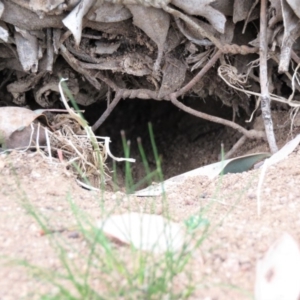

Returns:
174,49,222,98
92,91,123,132
170,94,265,140
259,0,278,153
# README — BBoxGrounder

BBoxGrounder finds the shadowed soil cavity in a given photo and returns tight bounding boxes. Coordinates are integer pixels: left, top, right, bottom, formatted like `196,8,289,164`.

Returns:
86,96,249,187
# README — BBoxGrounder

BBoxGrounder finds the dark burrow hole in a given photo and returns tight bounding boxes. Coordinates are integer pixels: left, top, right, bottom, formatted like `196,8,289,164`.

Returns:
83,97,251,188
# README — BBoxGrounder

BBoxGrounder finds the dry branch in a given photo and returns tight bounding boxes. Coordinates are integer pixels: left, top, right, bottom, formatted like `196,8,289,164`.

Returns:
174,49,222,98
224,135,247,159
170,94,265,140
92,91,123,132
259,0,278,153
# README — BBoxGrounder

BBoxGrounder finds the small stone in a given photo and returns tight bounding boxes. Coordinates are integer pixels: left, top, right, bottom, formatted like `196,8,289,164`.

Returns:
68,231,80,239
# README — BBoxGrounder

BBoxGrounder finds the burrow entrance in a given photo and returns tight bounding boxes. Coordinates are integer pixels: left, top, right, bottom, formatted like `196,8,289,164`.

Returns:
84,96,251,187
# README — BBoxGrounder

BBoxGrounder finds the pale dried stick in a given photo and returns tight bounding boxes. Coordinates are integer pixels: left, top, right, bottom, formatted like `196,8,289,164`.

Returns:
259,0,277,154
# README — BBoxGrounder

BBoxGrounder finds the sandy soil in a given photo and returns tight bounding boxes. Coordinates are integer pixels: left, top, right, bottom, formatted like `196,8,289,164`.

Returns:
1,109,300,299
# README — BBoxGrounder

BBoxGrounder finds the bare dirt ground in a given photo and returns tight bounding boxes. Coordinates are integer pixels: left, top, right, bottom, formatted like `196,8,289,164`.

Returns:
1,109,300,299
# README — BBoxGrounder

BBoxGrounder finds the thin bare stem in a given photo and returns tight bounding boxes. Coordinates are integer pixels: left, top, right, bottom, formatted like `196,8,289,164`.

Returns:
291,50,300,65
92,91,123,132
259,0,278,153
242,0,259,34
174,50,222,98
170,94,265,140
224,135,247,159
46,28,54,72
